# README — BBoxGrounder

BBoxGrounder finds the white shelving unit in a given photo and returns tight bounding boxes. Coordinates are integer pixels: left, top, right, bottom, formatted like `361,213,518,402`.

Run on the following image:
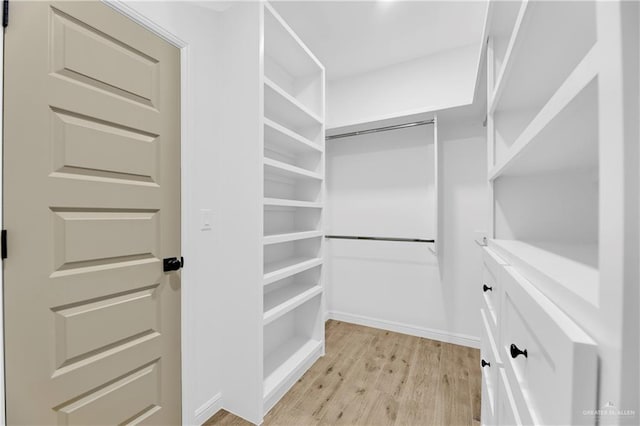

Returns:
483,1,638,424
262,2,325,416
490,1,597,168
487,0,600,300
215,3,325,423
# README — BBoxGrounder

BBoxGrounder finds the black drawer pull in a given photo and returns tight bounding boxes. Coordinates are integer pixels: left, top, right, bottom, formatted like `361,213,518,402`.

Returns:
483,284,493,292
510,343,528,359
481,359,490,368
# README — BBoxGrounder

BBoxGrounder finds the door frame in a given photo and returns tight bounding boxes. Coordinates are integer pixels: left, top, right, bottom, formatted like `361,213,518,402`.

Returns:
0,1,191,424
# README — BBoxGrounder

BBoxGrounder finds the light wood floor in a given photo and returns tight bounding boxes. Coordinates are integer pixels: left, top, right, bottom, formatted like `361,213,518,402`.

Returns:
206,320,481,426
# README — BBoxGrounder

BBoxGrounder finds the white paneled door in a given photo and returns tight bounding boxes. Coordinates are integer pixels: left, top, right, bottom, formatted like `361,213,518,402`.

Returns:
3,1,181,423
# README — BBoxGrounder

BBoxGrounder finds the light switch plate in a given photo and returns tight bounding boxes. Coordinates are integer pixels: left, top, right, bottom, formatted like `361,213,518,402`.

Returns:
200,209,213,231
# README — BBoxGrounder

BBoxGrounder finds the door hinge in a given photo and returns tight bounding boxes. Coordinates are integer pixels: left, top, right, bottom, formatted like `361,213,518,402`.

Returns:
3,0,8,28
1,230,7,260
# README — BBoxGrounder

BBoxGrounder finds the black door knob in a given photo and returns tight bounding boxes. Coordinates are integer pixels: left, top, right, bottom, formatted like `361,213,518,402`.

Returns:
481,359,490,368
483,284,493,292
510,343,528,359
163,257,184,272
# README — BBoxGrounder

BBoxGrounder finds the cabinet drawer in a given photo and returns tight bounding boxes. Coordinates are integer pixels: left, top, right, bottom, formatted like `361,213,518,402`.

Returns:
480,309,501,425
500,266,597,425
481,248,507,333
497,367,523,426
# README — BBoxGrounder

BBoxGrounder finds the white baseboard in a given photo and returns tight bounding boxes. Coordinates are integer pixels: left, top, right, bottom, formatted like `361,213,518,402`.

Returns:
326,311,480,349
194,392,223,425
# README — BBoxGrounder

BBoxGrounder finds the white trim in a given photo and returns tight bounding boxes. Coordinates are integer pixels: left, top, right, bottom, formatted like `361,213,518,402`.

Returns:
326,311,481,349
102,0,188,48
194,392,223,426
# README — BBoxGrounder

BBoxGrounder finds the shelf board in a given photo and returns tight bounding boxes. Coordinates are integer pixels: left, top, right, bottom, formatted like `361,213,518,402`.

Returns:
264,77,322,130
264,284,323,325
264,118,323,155
488,0,523,83
490,1,596,113
264,157,323,181
489,0,529,110
263,336,322,401
264,256,323,286
264,197,323,209
264,3,323,79
264,230,323,245
489,45,599,180
489,239,598,306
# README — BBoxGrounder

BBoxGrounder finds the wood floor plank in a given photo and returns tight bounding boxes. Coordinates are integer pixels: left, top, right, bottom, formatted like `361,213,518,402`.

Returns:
267,323,362,418
315,335,387,424
204,410,253,426
433,344,474,426
395,338,442,426
361,389,399,426
207,321,481,426
465,347,482,425
288,329,376,422
374,332,418,399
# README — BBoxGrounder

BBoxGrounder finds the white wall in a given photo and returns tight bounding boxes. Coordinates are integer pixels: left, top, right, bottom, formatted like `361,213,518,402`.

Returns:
116,2,223,424
327,44,480,129
326,121,489,344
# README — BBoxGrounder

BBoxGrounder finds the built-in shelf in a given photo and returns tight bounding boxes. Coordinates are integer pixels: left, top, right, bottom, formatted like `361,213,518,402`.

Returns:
261,4,324,417
264,3,322,82
489,239,598,307
263,230,323,245
264,3,323,121
264,77,322,130
490,1,596,115
264,197,323,209
488,0,524,85
264,157,323,181
264,119,322,156
263,256,323,286
489,0,529,108
489,46,599,180
263,284,323,325
263,337,322,401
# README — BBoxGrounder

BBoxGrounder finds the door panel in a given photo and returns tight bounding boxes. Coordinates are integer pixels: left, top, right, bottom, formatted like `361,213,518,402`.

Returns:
4,1,181,424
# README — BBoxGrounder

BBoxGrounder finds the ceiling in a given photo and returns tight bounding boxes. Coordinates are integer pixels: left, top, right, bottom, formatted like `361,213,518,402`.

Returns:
272,1,488,81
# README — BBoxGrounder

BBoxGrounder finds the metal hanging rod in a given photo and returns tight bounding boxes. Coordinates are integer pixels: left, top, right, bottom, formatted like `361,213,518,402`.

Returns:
325,235,435,244
325,119,435,141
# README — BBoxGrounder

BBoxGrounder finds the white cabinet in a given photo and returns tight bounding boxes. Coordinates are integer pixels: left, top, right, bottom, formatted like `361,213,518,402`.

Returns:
483,1,639,424
500,266,597,425
480,248,597,426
